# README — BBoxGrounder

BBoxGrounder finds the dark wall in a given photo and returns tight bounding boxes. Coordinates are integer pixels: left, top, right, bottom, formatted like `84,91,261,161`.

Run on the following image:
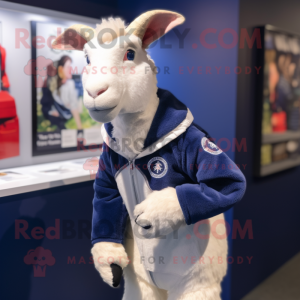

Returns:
232,0,300,299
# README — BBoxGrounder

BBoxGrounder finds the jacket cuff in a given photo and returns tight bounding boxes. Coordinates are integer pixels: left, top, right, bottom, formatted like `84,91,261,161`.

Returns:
91,237,123,245
176,185,191,225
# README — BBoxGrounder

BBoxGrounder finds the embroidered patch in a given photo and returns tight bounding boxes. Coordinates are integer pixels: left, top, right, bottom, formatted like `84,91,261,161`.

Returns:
147,157,168,178
201,137,222,155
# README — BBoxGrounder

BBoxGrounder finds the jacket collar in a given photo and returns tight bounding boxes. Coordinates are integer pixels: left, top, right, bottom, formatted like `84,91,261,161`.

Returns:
102,88,194,159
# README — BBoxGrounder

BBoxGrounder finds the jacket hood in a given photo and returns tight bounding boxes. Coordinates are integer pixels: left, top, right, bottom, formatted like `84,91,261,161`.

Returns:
102,88,194,159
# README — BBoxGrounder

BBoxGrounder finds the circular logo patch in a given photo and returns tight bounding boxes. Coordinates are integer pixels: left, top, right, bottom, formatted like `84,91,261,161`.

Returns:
147,157,168,178
201,137,222,155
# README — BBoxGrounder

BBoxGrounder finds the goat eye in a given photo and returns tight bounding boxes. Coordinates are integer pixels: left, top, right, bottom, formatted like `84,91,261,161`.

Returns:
86,56,90,65
124,50,135,61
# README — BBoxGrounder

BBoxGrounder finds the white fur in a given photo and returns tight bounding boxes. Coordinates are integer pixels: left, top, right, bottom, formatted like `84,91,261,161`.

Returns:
81,17,161,157
123,222,168,300
122,212,227,300
95,18,126,44
111,86,159,160
133,187,185,237
91,242,129,287
122,214,227,300
172,285,221,300
82,33,157,130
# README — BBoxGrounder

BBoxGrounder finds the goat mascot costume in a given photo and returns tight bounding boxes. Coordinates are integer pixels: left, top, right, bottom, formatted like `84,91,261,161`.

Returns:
52,10,246,300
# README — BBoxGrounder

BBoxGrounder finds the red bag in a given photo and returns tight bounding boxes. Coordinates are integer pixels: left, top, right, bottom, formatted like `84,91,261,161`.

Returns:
0,90,19,160
0,44,19,160
0,45,10,89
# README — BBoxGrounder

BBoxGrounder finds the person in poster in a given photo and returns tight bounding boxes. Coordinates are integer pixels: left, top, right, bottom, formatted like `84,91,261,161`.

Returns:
42,55,82,130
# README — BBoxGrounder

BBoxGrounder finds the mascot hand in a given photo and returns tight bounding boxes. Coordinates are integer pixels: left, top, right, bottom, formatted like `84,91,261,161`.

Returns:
133,187,185,238
91,242,129,288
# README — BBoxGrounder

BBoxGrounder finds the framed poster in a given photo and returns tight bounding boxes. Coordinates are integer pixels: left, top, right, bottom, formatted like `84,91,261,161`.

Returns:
31,21,102,156
254,25,300,177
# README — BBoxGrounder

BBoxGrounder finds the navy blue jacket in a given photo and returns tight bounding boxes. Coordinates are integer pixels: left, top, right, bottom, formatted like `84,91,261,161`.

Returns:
92,88,246,246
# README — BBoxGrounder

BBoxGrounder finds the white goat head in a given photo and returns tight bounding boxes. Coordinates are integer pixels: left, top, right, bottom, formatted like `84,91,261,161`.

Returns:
52,10,185,124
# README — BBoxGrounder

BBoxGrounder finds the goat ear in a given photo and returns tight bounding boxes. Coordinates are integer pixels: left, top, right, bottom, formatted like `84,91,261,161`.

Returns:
126,10,185,49
52,24,95,50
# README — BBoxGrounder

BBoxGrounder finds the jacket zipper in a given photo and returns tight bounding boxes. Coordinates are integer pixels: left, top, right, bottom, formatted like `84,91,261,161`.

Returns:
129,160,139,202
128,158,157,287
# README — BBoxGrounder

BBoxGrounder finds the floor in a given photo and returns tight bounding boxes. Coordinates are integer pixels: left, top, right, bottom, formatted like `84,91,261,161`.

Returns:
242,252,300,300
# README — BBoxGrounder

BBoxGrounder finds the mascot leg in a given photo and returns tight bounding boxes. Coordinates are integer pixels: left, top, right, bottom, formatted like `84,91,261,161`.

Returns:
123,265,167,300
167,214,227,300
169,284,221,300
123,222,167,300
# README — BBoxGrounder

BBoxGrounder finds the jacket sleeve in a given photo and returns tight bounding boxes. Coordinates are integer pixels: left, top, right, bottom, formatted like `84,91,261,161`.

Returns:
91,146,128,245
176,126,246,225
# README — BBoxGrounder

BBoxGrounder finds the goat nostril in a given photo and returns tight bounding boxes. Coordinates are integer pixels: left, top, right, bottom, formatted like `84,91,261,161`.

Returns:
97,88,107,96
87,88,108,98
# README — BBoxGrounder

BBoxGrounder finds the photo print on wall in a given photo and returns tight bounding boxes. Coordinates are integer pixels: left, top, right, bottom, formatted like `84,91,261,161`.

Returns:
30,21,102,156
254,25,300,176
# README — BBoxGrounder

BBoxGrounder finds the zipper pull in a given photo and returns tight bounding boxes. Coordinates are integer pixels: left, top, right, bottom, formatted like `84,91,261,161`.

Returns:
129,160,135,175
